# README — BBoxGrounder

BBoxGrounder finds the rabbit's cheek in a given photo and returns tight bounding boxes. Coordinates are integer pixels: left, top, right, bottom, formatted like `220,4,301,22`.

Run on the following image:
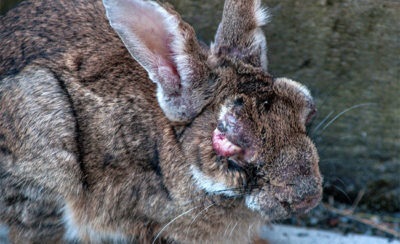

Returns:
190,165,241,197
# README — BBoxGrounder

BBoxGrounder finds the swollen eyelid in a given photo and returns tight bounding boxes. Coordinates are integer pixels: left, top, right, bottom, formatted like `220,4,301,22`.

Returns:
305,107,317,124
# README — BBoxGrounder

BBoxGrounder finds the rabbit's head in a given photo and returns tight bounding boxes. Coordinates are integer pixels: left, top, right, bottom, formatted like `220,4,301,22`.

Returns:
103,0,322,219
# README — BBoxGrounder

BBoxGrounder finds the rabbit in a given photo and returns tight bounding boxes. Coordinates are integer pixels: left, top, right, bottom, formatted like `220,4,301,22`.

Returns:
0,0,323,243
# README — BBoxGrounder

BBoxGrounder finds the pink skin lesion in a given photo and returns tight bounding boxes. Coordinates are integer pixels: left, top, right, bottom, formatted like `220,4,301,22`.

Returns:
212,128,242,157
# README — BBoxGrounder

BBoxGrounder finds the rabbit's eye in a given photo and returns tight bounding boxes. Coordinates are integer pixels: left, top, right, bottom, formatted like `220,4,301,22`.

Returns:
305,107,317,125
234,97,244,106
263,100,271,111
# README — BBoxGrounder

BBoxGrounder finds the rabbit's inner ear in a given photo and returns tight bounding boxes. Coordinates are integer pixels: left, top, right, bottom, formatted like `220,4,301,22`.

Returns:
211,0,269,71
102,0,183,87
103,0,210,123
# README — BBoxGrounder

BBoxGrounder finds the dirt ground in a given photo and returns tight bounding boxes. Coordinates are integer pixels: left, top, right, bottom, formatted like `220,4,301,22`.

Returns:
277,200,400,240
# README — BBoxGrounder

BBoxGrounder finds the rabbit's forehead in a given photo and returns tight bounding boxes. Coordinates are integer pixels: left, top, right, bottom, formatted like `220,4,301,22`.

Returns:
215,67,314,112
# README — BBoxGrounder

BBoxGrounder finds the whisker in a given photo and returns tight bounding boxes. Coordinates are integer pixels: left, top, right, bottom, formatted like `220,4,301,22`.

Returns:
331,184,352,203
152,206,198,244
190,203,215,224
247,223,255,239
167,183,263,222
209,184,262,195
224,221,233,237
319,103,377,134
184,203,215,240
331,176,347,187
311,110,334,135
229,221,238,237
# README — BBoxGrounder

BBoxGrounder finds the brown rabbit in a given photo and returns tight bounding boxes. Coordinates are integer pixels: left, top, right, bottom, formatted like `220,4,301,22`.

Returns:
0,0,322,243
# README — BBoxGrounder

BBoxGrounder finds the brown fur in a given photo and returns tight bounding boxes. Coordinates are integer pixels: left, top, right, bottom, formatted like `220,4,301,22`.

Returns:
0,0,322,243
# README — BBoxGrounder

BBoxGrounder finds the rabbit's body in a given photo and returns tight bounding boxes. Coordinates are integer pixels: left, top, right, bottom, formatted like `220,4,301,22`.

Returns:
0,0,322,243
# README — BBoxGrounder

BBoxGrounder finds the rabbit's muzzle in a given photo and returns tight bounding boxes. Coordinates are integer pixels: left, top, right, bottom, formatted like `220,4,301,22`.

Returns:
245,175,322,219
245,140,322,219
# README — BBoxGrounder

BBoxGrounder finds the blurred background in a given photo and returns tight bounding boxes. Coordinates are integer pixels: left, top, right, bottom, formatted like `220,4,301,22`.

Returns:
1,0,399,239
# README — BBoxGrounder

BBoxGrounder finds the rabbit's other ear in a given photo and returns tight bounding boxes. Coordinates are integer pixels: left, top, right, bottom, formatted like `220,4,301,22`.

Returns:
103,0,210,122
212,0,270,71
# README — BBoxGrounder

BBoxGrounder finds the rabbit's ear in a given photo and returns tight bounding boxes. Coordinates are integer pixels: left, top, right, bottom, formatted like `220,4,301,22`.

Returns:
212,0,270,71
103,0,210,122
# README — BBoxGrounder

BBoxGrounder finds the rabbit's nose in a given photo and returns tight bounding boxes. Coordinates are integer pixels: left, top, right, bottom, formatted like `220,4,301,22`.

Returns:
291,193,322,214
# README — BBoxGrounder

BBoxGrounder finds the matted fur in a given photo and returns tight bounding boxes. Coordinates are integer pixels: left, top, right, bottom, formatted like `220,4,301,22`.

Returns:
0,0,322,243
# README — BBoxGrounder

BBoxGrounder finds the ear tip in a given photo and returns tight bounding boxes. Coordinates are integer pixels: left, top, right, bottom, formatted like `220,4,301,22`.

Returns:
102,0,112,7
255,5,271,27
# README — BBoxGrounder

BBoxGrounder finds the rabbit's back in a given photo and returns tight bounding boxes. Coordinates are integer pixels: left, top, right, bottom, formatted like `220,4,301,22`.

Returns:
1,0,170,241
0,65,82,242
1,0,104,76
0,0,165,189
0,169,65,243
0,64,172,242
1,0,155,94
